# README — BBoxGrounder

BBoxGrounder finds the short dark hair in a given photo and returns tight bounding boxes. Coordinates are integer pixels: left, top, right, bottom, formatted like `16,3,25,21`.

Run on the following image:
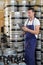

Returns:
28,8,35,12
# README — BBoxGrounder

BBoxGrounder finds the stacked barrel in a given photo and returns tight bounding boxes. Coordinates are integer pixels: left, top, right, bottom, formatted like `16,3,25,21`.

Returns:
4,0,17,44
41,0,43,65
10,11,24,59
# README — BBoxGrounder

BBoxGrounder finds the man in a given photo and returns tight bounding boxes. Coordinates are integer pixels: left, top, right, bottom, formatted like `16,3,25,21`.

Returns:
22,8,40,65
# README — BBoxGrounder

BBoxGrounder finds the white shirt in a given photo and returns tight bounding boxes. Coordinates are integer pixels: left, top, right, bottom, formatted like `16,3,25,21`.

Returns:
24,18,40,38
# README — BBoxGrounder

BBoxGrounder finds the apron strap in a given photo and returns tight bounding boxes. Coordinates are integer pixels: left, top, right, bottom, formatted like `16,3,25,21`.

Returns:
26,18,35,25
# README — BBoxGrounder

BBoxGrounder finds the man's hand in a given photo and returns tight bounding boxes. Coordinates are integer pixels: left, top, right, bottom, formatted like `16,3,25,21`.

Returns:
22,26,29,32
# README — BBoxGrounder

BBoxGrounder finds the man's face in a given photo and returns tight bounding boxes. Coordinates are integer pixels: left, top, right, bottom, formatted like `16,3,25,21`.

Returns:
28,10,34,18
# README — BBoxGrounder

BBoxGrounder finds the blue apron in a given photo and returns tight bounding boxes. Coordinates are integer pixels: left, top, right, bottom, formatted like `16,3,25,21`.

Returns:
24,19,37,65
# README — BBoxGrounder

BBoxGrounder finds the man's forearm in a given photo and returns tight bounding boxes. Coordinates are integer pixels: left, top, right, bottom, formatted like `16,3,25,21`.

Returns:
27,29,39,35
22,26,40,35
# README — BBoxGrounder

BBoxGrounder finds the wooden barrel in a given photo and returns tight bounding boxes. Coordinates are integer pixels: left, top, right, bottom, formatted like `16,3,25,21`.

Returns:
19,0,28,12
36,40,41,49
36,0,41,5
30,0,36,5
